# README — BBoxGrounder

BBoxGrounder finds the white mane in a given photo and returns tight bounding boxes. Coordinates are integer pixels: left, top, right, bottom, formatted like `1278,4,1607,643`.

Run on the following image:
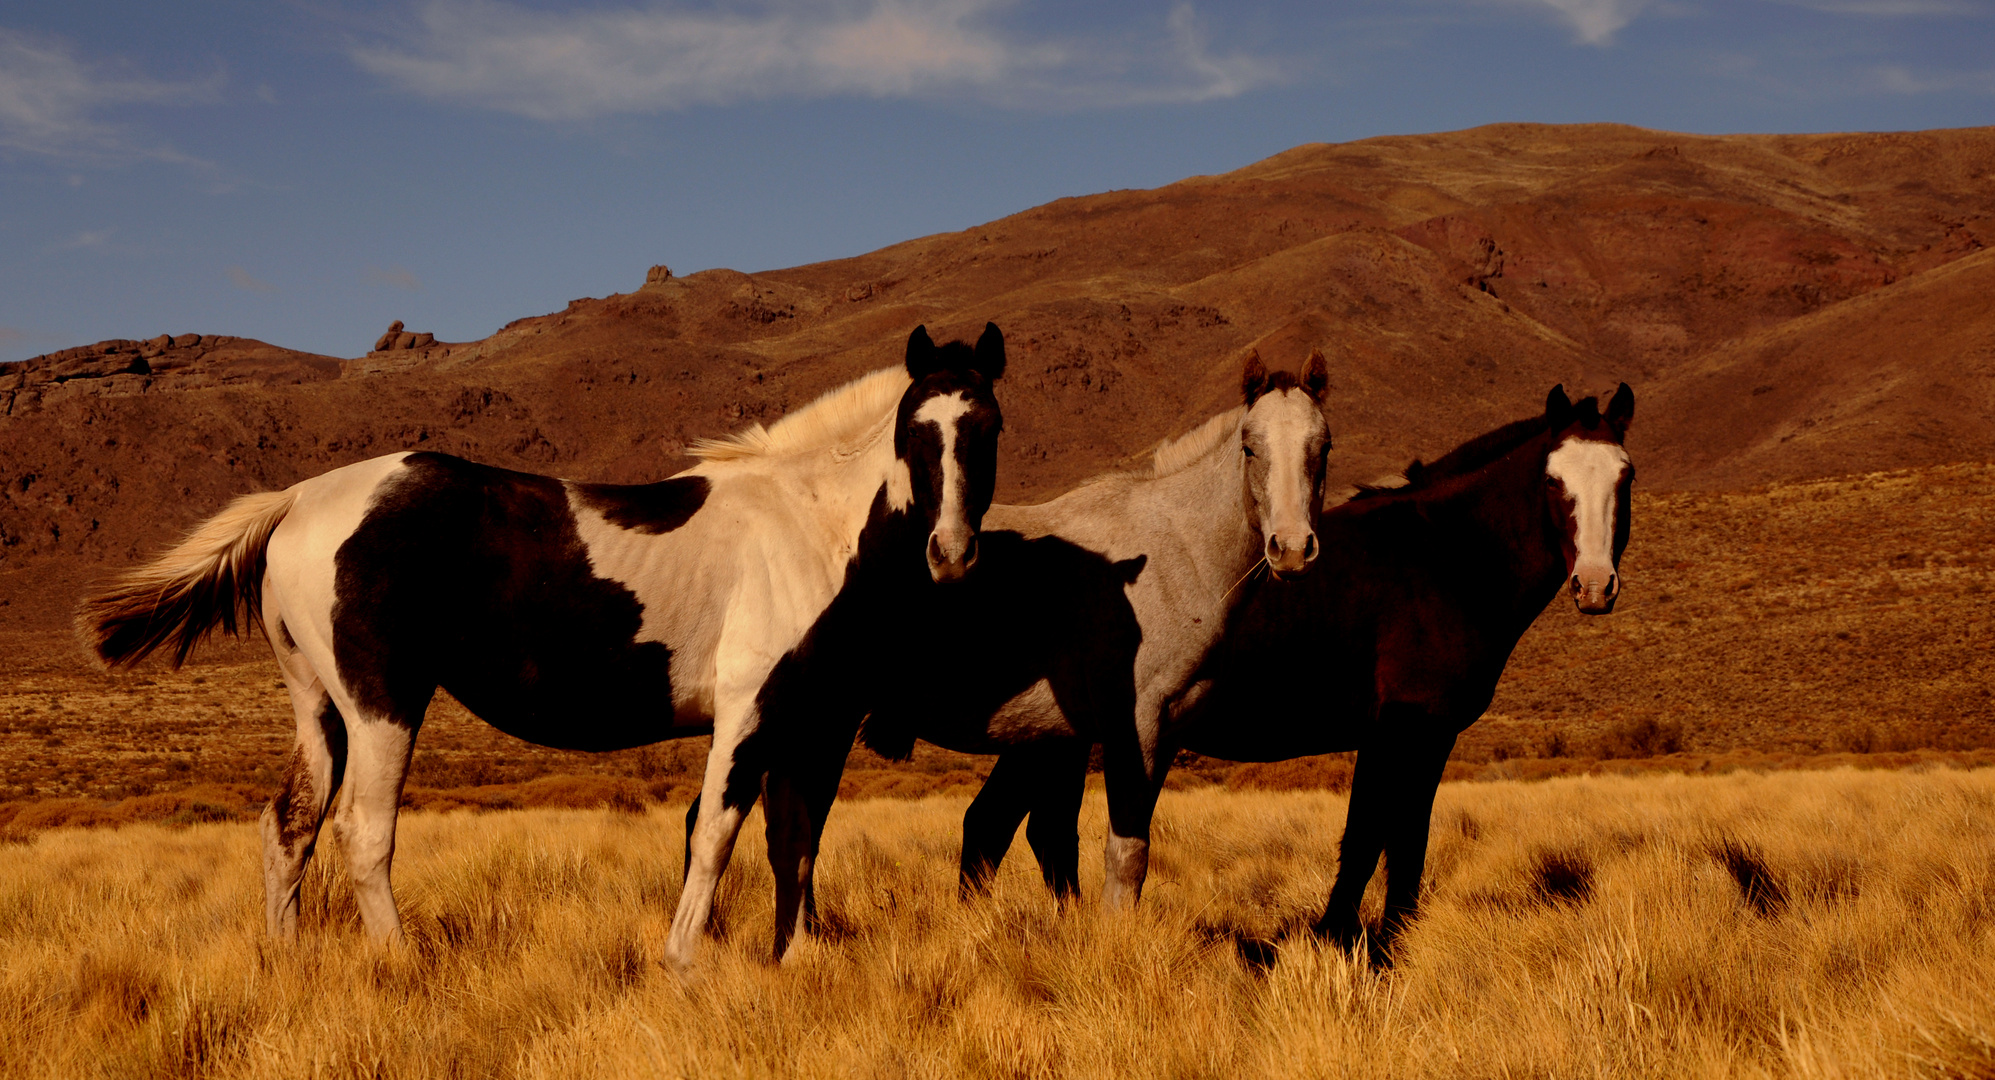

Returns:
1145,407,1245,478
688,366,910,462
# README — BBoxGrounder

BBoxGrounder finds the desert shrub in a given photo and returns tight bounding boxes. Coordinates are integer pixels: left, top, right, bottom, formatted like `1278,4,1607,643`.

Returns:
1529,846,1595,905
1712,840,1789,917
1596,716,1687,759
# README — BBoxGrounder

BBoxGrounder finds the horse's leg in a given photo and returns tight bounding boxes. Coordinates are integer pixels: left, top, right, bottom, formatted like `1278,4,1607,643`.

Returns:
257,611,348,940
1099,723,1168,910
1313,708,1453,952
1021,740,1090,901
331,697,426,945
682,794,701,884
664,696,761,970
1377,723,1458,947
764,744,850,961
958,749,1038,898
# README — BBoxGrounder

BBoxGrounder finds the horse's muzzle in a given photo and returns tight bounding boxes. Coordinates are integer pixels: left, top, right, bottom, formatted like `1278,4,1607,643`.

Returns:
927,530,978,584
1266,530,1319,578
1570,568,1619,615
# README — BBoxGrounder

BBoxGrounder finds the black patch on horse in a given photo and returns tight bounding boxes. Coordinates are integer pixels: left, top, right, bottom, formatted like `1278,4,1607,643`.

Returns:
330,452,679,751
573,476,710,535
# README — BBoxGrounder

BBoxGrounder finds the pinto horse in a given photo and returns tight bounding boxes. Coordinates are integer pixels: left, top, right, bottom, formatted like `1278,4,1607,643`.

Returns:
735,350,1331,927
81,324,1006,968
960,383,1635,953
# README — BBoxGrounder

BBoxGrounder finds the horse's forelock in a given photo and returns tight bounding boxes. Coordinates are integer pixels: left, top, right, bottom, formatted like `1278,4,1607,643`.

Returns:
895,365,1000,458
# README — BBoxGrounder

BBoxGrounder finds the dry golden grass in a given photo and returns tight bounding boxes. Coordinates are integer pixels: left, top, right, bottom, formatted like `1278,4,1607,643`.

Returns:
2,768,1991,1079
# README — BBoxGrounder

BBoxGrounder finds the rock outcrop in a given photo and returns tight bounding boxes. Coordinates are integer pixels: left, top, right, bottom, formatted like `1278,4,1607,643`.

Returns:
371,321,442,354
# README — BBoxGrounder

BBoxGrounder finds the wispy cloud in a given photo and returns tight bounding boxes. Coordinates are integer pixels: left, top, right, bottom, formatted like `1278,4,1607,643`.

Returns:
0,326,26,349
1768,0,1984,14
1869,63,1995,93
227,266,277,293
0,28,220,164
53,228,114,251
1519,0,1653,45
350,0,1275,118
366,265,423,291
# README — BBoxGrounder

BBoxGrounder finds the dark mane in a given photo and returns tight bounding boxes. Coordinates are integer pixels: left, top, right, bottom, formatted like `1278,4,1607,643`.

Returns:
1348,405,1580,502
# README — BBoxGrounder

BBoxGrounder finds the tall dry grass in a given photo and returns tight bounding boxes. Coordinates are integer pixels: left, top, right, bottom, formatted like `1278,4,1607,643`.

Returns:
1,769,1991,1078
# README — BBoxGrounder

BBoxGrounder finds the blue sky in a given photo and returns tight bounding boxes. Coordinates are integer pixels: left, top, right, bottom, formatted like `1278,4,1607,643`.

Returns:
2,0,1990,361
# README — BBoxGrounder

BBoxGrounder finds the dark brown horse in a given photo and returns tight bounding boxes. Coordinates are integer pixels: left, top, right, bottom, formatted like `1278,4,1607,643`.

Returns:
958,383,1635,955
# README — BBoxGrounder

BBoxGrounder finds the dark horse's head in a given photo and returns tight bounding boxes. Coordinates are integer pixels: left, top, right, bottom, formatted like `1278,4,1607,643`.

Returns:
1540,383,1636,614
1240,349,1333,578
895,323,1006,583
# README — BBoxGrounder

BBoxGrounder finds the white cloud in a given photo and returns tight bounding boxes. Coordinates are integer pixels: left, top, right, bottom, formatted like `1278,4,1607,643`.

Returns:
350,0,1275,118
228,266,277,293
1524,0,1652,45
366,265,423,291
0,29,219,163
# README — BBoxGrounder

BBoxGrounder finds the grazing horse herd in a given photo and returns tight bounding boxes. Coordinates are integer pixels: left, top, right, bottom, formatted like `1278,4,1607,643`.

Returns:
80,322,1635,969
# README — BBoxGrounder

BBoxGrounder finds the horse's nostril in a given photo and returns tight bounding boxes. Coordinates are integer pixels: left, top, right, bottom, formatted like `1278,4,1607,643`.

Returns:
962,534,979,567
1303,534,1319,562
1570,574,1582,594
927,533,945,565
1266,536,1282,560
1606,574,1619,596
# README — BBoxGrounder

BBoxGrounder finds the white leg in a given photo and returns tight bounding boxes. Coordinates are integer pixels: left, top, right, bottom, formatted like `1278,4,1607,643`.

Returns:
664,698,759,970
334,711,418,944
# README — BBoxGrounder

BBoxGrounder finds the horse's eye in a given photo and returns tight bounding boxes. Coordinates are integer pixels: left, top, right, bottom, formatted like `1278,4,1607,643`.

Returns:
1242,445,1256,458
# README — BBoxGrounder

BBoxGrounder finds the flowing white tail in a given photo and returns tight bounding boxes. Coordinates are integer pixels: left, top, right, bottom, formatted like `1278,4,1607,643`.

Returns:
79,488,298,669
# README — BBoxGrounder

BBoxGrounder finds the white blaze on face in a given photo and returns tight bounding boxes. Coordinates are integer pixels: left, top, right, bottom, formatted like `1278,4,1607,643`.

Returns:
914,391,976,575
1245,389,1326,574
1545,436,1631,609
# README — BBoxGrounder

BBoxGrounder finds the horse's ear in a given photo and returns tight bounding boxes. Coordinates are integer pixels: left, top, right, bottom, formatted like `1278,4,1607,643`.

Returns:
1241,350,1268,404
1301,349,1329,401
972,322,1007,381
905,325,939,379
1545,384,1571,422
1606,382,1635,436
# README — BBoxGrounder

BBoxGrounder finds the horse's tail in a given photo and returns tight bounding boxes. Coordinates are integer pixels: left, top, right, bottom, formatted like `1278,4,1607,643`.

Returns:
79,488,300,669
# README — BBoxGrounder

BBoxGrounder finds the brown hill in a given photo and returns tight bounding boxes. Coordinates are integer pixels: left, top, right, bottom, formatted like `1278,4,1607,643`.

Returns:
1,121,1992,670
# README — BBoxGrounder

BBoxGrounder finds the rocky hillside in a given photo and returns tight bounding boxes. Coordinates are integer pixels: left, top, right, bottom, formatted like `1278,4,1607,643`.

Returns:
3,122,1993,660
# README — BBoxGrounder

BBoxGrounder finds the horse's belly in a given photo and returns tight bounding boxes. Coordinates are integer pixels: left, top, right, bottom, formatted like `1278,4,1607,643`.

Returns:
443,641,703,753
918,679,1076,754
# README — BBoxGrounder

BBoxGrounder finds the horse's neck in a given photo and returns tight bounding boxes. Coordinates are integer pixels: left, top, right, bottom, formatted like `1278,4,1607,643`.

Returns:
724,412,903,566
1427,444,1569,632
1135,435,1260,606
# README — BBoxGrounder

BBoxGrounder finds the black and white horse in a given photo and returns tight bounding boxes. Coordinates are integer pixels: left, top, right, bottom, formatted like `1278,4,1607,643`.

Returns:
959,384,1635,956
81,324,1007,968
743,351,1331,932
